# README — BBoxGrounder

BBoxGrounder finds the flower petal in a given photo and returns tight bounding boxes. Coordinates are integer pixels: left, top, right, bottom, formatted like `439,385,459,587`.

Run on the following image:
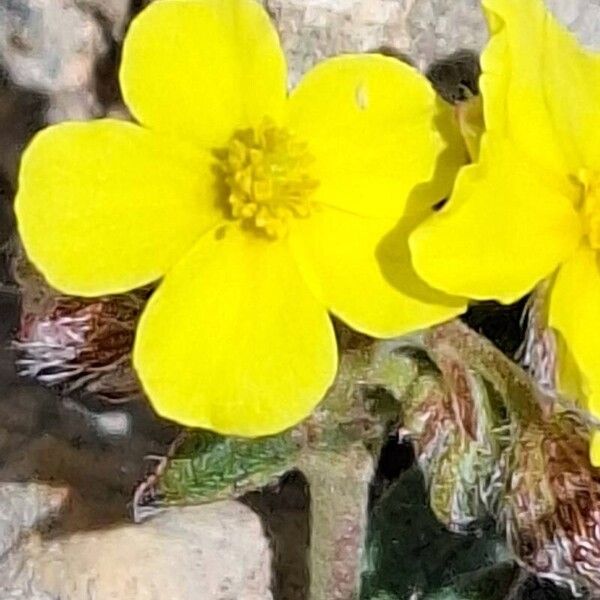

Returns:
482,0,600,170
553,330,586,407
288,54,465,218
120,0,287,147
549,247,600,412
548,247,600,466
410,139,582,303
16,119,219,296
291,204,466,339
134,227,337,436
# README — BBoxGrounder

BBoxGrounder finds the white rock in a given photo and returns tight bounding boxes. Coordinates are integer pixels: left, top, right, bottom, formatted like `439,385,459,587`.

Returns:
0,483,69,600
547,0,600,50
0,483,68,557
266,0,419,85
23,502,273,600
0,0,106,95
268,0,600,83
406,0,486,69
77,0,132,40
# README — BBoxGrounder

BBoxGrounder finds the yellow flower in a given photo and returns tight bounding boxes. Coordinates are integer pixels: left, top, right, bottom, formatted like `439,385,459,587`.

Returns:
410,0,600,462
16,0,465,436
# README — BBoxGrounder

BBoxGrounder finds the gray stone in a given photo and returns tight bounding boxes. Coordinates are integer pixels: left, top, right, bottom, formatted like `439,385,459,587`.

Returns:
0,0,130,121
0,0,106,95
266,0,426,85
77,0,132,40
547,0,600,50
22,502,272,600
406,0,486,70
0,483,67,558
266,0,486,81
268,0,600,84
0,483,69,600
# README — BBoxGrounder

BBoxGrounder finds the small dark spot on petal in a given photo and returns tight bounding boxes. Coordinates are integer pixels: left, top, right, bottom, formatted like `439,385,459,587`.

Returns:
214,225,227,240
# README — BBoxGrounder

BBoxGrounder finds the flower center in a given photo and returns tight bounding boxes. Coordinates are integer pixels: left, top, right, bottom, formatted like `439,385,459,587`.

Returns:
218,119,319,239
580,170,600,249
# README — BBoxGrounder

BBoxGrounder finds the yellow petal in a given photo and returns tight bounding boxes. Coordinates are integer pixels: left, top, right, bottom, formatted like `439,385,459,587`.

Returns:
291,204,466,339
410,139,582,303
16,119,219,296
549,247,600,412
553,330,586,407
548,247,600,466
288,54,465,218
482,0,600,170
134,226,337,436
120,0,287,147
456,95,484,163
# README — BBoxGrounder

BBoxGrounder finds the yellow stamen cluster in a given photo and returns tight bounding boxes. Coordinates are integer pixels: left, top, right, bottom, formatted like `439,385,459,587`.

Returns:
219,119,319,238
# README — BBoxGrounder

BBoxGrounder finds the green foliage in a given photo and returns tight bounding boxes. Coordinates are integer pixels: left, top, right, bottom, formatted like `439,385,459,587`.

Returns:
361,467,513,600
157,430,300,504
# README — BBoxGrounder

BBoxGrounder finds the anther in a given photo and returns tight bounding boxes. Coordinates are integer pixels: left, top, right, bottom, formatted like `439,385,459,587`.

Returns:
219,118,319,239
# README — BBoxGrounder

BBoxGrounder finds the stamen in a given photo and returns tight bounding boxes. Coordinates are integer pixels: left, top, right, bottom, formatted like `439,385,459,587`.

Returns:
218,119,319,239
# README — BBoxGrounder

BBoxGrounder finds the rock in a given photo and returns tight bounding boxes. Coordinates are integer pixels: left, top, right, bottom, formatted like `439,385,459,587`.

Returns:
405,0,600,68
267,0,600,85
77,0,132,41
265,0,486,83
0,1,126,124
0,483,68,557
22,502,272,600
406,0,486,69
0,1,106,96
546,0,600,49
0,483,70,600
265,0,423,85
0,0,130,121
46,89,101,122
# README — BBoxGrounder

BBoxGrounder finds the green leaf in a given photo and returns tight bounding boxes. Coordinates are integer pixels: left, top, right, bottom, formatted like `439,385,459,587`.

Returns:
156,430,300,504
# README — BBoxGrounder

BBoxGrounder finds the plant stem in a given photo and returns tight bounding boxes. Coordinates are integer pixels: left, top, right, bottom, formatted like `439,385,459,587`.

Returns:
299,444,374,600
